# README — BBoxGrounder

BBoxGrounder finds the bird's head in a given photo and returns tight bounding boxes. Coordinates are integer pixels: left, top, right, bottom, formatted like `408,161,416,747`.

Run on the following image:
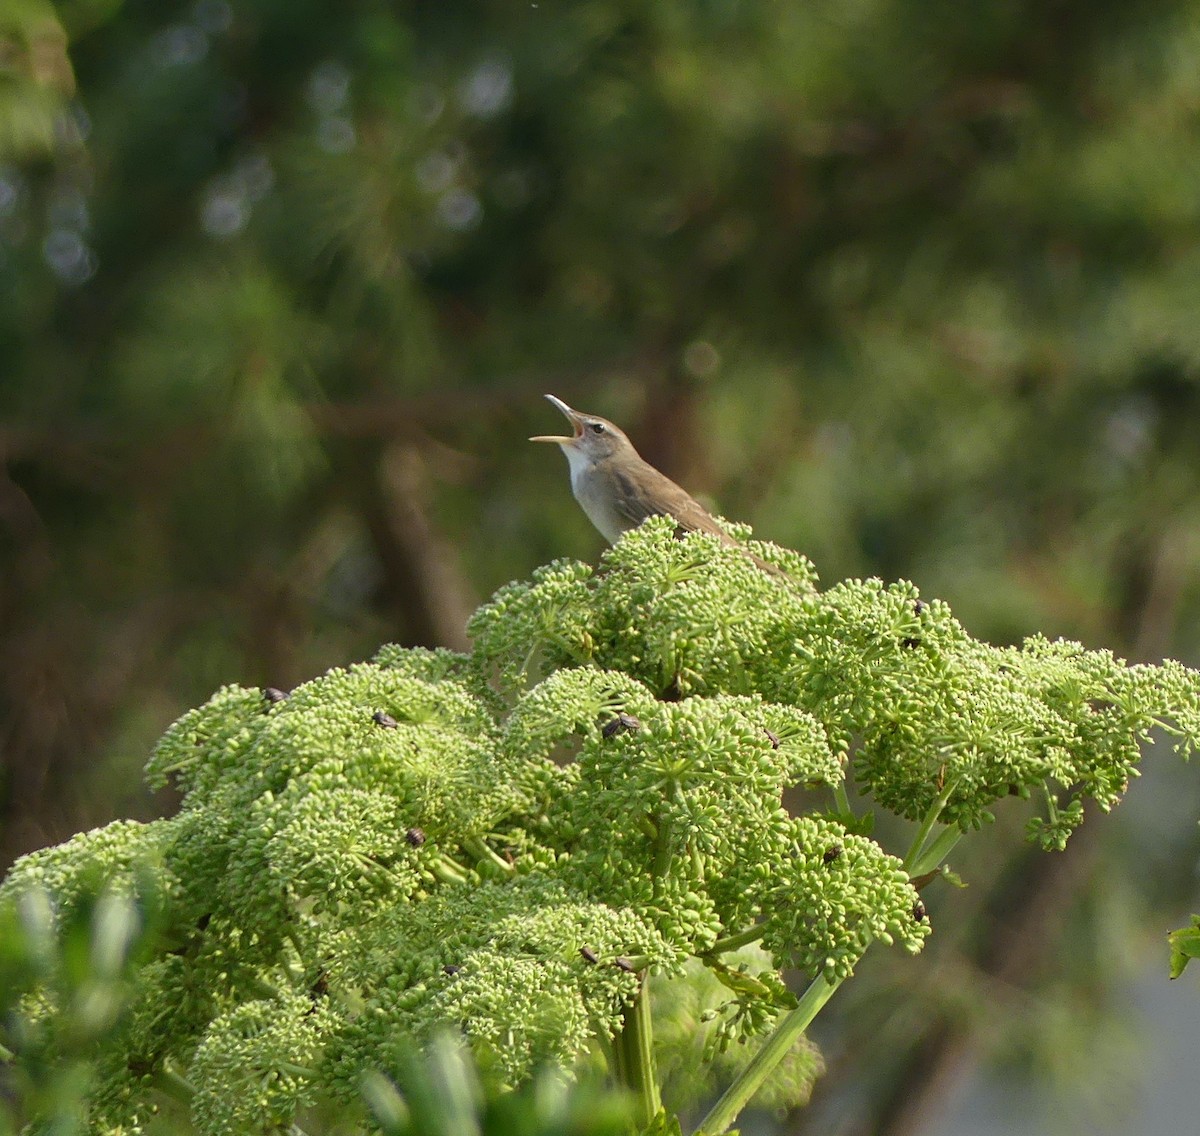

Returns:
529,394,636,466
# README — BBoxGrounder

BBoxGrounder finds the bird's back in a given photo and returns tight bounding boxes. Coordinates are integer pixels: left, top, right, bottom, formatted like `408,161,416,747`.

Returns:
586,453,736,544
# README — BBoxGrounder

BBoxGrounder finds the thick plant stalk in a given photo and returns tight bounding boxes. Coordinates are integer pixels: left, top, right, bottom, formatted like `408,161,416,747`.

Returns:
693,970,843,1136
696,804,967,1135
612,977,661,1130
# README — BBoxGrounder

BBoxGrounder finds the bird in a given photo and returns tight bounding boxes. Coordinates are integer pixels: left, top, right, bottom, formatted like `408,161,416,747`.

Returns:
530,393,781,574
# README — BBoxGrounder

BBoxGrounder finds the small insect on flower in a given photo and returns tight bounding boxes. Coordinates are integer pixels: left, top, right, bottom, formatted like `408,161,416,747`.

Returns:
823,845,842,865
912,900,927,923
913,599,927,615
262,686,289,705
580,946,599,964
372,710,399,729
615,956,636,972
602,712,642,738
306,971,330,1015
405,827,426,847
443,965,461,976
763,728,780,749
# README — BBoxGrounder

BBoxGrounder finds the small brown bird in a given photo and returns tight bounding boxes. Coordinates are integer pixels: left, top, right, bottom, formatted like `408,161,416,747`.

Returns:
530,394,775,571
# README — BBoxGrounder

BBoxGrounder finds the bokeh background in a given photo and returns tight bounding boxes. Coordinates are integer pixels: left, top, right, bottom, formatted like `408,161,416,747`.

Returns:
4,1,1200,1133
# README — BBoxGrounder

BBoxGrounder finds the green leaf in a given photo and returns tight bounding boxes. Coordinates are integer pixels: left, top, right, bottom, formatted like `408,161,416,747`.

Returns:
1168,915,1200,979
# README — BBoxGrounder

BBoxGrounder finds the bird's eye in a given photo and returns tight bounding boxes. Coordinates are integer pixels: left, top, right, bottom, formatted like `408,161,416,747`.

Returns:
589,422,605,434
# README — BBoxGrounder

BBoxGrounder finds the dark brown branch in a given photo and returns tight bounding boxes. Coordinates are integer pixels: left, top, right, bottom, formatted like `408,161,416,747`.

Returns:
364,442,475,651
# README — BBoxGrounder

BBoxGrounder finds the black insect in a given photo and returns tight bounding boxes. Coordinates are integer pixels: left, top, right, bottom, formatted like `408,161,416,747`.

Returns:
602,712,642,738
373,710,399,729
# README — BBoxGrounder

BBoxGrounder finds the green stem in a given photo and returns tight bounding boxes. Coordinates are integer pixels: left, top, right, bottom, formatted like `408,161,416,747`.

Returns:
429,854,469,886
152,1065,196,1103
693,970,844,1136
1043,783,1059,823
903,777,959,874
707,924,765,955
251,975,286,1001
651,807,674,885
462,834,515,876
832,781,853,818
612,978,661,1130
613,953,652,971
278,1061,317,1078
693,783,967,1136
907,824,962,879
518,639,540,682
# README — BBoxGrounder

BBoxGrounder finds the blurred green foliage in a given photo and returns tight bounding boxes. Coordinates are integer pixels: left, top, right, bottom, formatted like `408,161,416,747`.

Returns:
0,885,634,1135
0,879,154,1135
5,0,1200,1133
360,1034,636,1136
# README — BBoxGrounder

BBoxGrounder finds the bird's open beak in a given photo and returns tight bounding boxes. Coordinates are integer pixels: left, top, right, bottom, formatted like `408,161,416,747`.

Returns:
530,394,584,445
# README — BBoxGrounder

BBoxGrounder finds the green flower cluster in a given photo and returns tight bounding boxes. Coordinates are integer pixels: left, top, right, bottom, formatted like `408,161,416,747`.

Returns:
790,584,1200,844
3,519,1197,1134
475,518,1200,847
322,875,664,1097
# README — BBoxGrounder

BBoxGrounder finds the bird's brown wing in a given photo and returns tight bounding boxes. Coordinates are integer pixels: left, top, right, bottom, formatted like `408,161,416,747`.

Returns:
608,460,735,543
608,456,789,580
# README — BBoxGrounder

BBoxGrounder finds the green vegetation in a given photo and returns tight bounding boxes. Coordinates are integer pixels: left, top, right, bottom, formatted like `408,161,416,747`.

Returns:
1168,915,1200,979
4,521,1197,1133
8,1,1200,1132
9,0,1200,870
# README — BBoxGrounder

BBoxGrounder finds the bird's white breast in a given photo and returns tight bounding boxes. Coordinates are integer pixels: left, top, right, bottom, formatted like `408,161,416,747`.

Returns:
561,443,592,494
559,444,627,542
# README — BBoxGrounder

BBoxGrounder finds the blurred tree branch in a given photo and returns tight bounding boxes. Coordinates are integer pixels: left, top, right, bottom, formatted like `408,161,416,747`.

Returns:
366,442,475,652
